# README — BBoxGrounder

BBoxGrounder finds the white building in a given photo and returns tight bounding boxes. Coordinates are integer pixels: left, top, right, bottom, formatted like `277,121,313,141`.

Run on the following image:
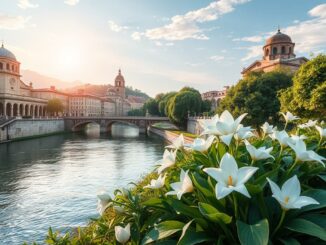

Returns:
201,86,230,111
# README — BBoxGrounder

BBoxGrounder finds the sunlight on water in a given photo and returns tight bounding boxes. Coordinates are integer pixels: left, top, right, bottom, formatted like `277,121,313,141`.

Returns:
0,128,164,244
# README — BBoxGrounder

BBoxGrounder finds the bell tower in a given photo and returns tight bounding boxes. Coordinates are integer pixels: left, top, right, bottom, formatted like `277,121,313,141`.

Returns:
114,69,125,99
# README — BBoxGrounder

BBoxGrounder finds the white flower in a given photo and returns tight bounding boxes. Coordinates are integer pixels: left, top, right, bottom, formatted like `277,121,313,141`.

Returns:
289,134,307,144
298,120,318,129
245,141,274,161
199,114,220,135
115,224,131,244
288,139,325,166
234,124,255,141
281,111,300,123
96,190,112,215
185,135,215,152
316,125,326,138
144,174,166,189
272,130,291,147
261,122,274,137
166,134,184,150
203,153,258,199
156,149,177,174
267,175,319,210
166,169,193,200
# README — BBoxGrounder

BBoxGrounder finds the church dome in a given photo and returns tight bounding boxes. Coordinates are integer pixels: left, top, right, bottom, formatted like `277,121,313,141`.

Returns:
0,43,17,61
266,29,292,45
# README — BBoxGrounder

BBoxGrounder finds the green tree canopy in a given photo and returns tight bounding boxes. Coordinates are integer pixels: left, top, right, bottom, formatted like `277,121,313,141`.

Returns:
158,92,177,116
47,98,64,116
279,54,326,119
143,98,159,116
217,70,292,128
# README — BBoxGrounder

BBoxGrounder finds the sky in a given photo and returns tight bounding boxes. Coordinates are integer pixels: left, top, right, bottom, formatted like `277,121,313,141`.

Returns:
0,0,325,96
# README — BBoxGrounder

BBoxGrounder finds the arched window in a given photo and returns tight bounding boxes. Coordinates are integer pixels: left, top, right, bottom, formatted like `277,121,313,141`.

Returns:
272,47,277,55
281,46,286,54
6,63,10,70
0,63,2,70
289,47,292,54
12,64,14,71
265,48,269,56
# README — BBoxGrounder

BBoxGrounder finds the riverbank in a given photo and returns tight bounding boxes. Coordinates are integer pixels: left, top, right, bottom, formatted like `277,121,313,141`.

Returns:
148,126,195,144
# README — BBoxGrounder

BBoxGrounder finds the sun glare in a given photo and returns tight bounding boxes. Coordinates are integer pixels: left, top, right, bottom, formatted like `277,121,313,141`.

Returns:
58,45,83,70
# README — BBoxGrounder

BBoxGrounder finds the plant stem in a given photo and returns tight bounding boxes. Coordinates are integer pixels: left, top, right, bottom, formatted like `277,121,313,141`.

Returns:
284,122,288,131
250,159,255,166
288,159,299,174
272,209,286,237
233,193,239,219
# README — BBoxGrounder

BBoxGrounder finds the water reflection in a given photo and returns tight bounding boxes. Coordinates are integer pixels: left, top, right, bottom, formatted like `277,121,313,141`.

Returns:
111,123,139,138
0,132,164,244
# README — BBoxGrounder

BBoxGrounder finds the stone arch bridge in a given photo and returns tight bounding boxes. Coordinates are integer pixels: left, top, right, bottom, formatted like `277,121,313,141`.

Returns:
64,116,170,134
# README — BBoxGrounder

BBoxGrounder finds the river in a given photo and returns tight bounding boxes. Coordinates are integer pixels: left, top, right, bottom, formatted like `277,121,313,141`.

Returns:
0,124,165,244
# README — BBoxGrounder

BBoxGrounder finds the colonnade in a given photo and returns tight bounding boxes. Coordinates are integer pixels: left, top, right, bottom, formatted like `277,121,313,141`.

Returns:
0,102,47,117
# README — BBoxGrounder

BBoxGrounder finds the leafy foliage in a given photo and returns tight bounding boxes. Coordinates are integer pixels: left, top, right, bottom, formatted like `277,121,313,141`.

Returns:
279,54,326,119
217,71,292,128
47,98,64,116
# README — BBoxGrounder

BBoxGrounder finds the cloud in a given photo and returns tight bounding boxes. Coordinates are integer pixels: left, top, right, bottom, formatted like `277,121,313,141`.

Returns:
210,55,225,62
240,45,261,61
154,41,174,47
131,32,143,40
233,35,263,42
0,14,31,30
64,0,79,6
240,3,326,61
141,0,250,41
17,0,38,9
108,21,128,32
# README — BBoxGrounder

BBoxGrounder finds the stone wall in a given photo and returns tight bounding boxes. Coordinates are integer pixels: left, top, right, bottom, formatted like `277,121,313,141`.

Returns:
0,119,64,142
187,118,205,135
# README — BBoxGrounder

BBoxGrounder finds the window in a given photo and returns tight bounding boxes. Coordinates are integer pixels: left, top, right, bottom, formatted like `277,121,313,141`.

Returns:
289,47,292,54
272,47,277,55
0,63,2,70
281,46,286,54
6,63,9,70
265,48,269,56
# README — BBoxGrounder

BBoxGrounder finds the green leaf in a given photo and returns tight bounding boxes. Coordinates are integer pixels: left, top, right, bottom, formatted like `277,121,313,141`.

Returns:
285,218,326,241
236,219,269,245
300,214,326,228
167,199,202,219
198,202,232,224
279,238,301,245
318,174,326,182
178,231,213,245
301,189,326,212
141,220,185,245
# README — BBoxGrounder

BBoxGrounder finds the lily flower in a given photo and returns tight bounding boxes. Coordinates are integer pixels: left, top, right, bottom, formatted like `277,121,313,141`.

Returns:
288,139,325,166
289,134,307,144
115,224,131,244
267,175,319,210
281,111,300,124
144,174,166,189
245,141,274,161
199,114,220,135
166,169,193,200
261,122,274,138
185,135,215,152
234,124,255,141
156,149,177,174
272,130,291,148
315,125,326,139
298,120,318,129
166,134,184,150
203,153,258,199
96,190,112,215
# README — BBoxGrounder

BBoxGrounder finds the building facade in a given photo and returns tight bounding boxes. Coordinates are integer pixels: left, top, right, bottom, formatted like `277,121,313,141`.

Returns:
0,44,137,117
201,86,230,111
241,29,308,76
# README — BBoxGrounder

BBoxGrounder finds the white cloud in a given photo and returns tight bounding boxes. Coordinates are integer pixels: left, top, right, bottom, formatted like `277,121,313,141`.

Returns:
108,21,128,32
17,0,38,9
241,45,261,61
293,19,300,24
233,35,263,42
240,3,326,61
142,0,250,41
0,14,31,30
131,32,143,40
210,55,225,62
154,41,174,47
64,0,79,6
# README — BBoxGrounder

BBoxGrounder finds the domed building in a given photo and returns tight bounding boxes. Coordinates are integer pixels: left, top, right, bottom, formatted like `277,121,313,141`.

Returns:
241,29,308,76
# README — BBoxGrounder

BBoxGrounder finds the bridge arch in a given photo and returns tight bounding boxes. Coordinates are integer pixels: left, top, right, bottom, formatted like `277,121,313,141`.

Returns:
72,120,101,132
106,120,141,133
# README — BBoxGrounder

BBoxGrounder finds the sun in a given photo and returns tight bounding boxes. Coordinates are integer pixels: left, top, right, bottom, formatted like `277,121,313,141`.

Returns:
58,44,83,70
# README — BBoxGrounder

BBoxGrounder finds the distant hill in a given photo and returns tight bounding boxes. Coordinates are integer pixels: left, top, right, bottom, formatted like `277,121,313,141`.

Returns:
21,69,82,89
21,69,150,99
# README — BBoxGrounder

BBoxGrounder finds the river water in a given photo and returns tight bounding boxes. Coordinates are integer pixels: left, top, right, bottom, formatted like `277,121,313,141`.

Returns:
0,124,165,244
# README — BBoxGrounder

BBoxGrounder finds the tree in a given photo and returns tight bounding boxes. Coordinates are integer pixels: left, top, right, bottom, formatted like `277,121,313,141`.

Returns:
167,90,202,126
217,71,292,128
143,98,159,116
279,54,326,119
158,92,177,116
128,108,145,116
47,98,64,116
201,100,212,114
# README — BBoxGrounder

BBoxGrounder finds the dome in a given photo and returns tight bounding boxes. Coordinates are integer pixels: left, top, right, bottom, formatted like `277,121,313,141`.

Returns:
265,29,292,45
115,69,125,83
0,44,17,61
